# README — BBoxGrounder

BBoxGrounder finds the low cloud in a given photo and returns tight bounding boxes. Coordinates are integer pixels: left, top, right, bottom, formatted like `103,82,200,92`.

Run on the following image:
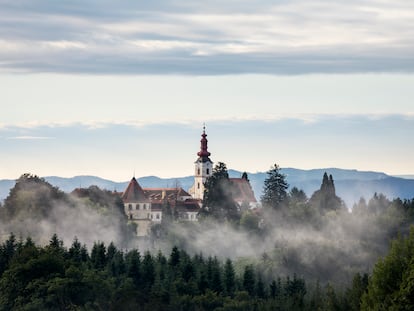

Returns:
1,0,414,74
6,136,54,140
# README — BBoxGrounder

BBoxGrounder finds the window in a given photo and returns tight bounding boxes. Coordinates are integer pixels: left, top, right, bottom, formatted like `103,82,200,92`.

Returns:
137,204,140,210
143,204,146,210
197,168,200,175
197,182,200,189
128,204,132,210
129,214,133,220
206,168,210,175
156,213,160,219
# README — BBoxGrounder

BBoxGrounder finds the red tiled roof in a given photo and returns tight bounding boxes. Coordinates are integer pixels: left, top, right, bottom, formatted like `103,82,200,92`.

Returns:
143,188,191,201
121,177,150,203
230,178,257,203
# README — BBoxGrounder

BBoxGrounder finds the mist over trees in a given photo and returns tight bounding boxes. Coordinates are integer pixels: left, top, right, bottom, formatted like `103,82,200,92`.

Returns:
0,174,136,248
1,167,414,309
0,234,369,310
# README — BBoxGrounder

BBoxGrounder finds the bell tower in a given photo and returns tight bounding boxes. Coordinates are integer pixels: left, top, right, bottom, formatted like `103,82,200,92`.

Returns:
189,125,213,200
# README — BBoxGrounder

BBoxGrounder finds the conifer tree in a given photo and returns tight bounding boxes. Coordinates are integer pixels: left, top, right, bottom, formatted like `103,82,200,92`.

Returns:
261,164,289,209
201,162,239,221
126,249,141,287
142,251,155,292
243,265,256,296
224,258,236,296
91,242,107,270
309,172,343,211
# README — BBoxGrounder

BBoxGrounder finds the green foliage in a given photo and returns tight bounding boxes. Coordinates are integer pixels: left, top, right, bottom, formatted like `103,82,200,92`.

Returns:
239,210,260,232
6,233,411,310
309,172,343,212
261,164,289,209
201,162,240,221
3,171,414,310
361,227,414,310
224,258,236,296
345,273,369,311
3,173,67,220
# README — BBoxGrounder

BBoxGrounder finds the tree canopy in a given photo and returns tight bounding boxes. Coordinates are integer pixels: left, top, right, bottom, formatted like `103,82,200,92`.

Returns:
261,164,289,209
201,162,239,221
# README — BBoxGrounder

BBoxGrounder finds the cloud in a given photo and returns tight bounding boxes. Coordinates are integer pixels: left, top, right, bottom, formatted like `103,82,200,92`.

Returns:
6,136,55,140
0,114,413,180
0,112,413,131
1,0,414,74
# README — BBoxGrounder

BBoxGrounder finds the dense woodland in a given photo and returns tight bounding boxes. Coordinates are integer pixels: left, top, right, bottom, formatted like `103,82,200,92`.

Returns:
0,165,414,310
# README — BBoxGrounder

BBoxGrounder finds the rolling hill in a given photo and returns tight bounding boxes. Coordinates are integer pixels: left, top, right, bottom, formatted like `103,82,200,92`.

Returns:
1,168,413,208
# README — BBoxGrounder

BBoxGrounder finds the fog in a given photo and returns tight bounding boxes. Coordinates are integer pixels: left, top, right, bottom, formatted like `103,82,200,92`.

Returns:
0,174,406,286
154,202,403,284
0,178,135,250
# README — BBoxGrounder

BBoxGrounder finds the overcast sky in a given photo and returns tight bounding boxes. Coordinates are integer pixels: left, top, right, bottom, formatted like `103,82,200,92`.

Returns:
0,0,413,181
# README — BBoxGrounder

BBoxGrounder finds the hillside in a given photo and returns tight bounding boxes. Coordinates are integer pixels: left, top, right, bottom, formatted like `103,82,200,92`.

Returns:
1,168,413,207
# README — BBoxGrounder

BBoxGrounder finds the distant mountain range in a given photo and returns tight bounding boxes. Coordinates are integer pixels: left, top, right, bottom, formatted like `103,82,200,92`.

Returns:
1,168,413,208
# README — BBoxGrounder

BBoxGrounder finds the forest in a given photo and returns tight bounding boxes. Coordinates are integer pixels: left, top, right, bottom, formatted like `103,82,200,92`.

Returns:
0,164,414,310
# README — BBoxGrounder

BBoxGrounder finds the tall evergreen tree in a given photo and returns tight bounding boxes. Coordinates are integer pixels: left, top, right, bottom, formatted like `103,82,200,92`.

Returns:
224,258,236,296
201,162,239,221
91,242,107,270
141,251,155,292
243,265,256,296
309,172,343,211
126,249,141,287
261,164,289,209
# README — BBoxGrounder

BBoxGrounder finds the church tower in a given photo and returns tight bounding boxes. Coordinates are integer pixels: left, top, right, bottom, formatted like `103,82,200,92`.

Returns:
189,125,213,200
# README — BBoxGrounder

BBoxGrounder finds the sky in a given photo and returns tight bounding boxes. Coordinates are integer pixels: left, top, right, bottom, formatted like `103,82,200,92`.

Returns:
0,0,414,181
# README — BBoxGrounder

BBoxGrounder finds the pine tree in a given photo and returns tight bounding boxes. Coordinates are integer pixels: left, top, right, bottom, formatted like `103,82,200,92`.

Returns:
261,164,289,209
126,249,141,287
68,237,82,263
224,258,236,296
142,251,155,292
309,172,343,211
91,242,107,270
243,265,256,296
169,246,180,267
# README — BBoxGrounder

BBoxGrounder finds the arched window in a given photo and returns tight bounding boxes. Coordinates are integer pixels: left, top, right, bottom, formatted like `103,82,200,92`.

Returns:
128,204,132,210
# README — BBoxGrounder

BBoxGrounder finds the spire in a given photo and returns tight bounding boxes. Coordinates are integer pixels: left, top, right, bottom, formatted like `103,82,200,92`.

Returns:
122,177,150,203
197,124,211,160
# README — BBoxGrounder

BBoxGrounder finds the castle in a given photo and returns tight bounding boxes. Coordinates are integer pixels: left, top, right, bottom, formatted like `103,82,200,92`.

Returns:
121,127,258,236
